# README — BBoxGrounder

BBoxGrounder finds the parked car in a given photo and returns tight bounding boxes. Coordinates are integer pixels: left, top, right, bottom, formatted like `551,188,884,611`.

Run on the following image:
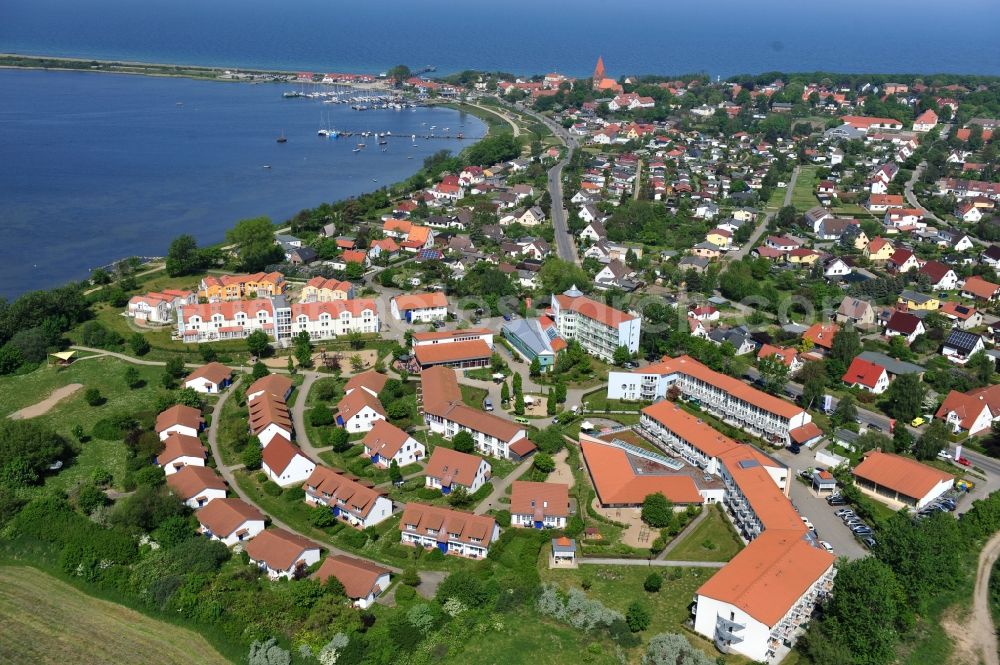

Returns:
819,541,834,553
801,517,815,531
911,416,926,427
957,457,972,467
827,496,847,506
938,449,953,461
834,508,854,517
862,537,877,548
483,398,493,412
502,313,512,321
789,444,801,455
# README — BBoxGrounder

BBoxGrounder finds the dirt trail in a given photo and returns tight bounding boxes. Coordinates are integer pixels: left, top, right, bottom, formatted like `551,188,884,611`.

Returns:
8,383,83,420
971,531,1000,665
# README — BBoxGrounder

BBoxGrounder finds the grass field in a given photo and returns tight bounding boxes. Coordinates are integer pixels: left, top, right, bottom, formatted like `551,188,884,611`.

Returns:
0,357,171,491
538,564,750,663
667,505,745,562
791,165,820,212
0,565,231,665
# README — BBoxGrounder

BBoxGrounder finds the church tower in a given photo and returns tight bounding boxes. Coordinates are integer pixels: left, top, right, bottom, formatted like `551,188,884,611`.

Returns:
593,56,606,87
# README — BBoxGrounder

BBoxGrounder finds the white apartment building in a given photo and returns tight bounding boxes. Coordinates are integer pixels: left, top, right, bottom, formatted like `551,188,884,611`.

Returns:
399,503,500,559
607,355,811,446
550,286,640,361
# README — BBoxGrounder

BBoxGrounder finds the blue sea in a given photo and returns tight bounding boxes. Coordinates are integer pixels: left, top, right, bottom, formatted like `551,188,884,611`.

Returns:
2,0,999,78
0,69,483,299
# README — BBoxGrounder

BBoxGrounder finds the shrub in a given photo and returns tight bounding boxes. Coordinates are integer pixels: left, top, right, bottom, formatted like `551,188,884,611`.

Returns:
644,573,662,593
262,481,282,497
626,601,650,632
129,334,151,356
395,584,417,603
401,567,421,586
417,487,442,500
242,445,262,470
309,407,333,427
314,380,340,402
495,509,512,527
338,528,368,549
425,548,444,562
283,487,305,503
84,388,103,407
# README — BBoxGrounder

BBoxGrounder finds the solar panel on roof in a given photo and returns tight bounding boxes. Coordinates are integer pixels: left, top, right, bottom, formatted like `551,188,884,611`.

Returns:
738,459,760,469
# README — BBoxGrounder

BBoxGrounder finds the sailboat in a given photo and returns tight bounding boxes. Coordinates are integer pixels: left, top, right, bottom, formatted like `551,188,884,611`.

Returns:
276,130,287,143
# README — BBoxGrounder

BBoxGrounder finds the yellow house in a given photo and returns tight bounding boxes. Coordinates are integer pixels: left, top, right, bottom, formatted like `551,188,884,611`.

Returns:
787,248,820,266
299,277,354,303
864,237,894,262
897,290,939,311
706,229,733,250
692,242,722,259
199,272,286,301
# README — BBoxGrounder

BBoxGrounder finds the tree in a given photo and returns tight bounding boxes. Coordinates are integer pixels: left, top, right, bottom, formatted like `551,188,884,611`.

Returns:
613,345,632,367
124,366,141,389
84,387,103,406
350,355,364,372
251,361,270,380
165,234,201,277
165,356,186,379
330,428,351,453
225,216,283,272
830,327,861,366
832,394,857,428
447,486,472,507
514,391,525,416
643,573,662,593
529,356,541,377
386,64,411,86
293,331,313,369
452,431,475,454
968,350,995,385
641,493,674,528
626,601,651,632
500,381,510,404
757,355,790,395
512,372,522,394
129,333,150,356
242,444,262,470
820,557,907,665
388,460,403,484
0,421,70,484
914,420,948,460
642,633,713,665
246,330,271,358
798,361,829,410
546,389,556,416
533,452,555,474
882,373,925,422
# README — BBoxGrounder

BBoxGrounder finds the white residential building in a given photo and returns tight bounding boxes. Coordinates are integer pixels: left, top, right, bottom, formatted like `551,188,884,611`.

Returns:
550,286,640,361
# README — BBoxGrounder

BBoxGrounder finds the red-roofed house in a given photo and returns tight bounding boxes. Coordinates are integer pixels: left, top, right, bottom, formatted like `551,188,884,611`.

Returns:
399,503,499,559
361,420,425,468
803,323,839,352
842,357,890,394
935,385,1000,436
551,285,640,361
262,436,316,487
390,292,449,323
885,310,926,344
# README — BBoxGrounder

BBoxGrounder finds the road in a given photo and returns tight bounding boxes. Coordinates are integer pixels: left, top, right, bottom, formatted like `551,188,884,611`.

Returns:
972,530,1000,665
289,370,326,460
474,458,532,515
904,162,945,226
730,165,800,261
513,102,580,264
459,100,521,137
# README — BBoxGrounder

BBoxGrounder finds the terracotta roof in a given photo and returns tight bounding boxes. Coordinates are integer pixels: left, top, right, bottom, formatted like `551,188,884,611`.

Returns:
424,447,489,489
719,446,802,532
509,438,538,457
248,394,292,434
642,401,740,459
789,422,823,444
314,555,390,599
638,356,805,420
963,276,1000,300
361,420,413,460
554,292,635,328
411,328,493,343
155,404,204,434
196,498,264,537
245,528,320,572
158,433,206,466
336,389,385,422
803,322,839,350
305,276,353,292
853,451,954,500
344,370,389,396
303,466,386,517
842,357,887,389
399,502,497,547
262,435,312,475
292,299,377,319
184,362,233,387
935,385,1000,429
414,339,492,366
757,344,799,367
696,529,834,626
247,374,293,400
166,465,227,500
181,299,274,324
510,481,570,518
419,366,463,411
580,438,703,505
869,194,904,207
392,292,448,312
